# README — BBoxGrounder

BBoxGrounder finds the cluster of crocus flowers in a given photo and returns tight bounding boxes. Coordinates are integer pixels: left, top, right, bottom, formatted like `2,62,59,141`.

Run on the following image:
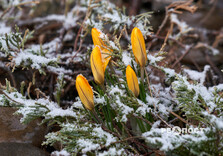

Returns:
76,28,112,110
76,27,147,110
126,27,148,96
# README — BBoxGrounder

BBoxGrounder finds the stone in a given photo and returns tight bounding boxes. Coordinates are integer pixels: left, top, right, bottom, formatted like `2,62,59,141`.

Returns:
0,107,47,147
0,142,49,156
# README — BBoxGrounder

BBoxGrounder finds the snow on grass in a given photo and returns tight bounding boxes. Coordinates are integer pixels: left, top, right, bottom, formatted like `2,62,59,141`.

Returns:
45,104,75,119
152,120,161,128
109,85,125,95
136,99,152,116
51,150,70,156
63,31,74,41
9,37,63,69
13,50,57,69
1,91,77,123
169,13,193,40
19,11,78,30
47,66,73,75
0,22,11,34
170,13,193,33
109,85,134,122
102,11,131,30
77,139,100,153
173,76,217,112
184,65,210,84
115,96,133,122
163,68,176,78
26,37,62,55
122,51,132,66
85,18,103,30
142,127,209,151
62,122,91,132
82,0,137,31
0,33,18,51
92,127,117,146
73,97,84,109
202,111,223,129
98,148,125,156
147,53,164,65
109,40,119,50
94,96,106,105
135,22,152,36
209,84,223,92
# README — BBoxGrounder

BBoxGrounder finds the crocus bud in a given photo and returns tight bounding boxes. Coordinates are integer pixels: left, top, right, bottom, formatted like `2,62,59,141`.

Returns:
92,28,105,47
131,27,147,67
126,65,140,97
90,46,104,85
91,28,111,71
76,74,94,111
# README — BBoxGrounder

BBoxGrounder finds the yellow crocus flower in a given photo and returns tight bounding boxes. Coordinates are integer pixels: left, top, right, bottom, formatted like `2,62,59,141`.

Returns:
126,65,140,97
91,28,111,71
76,74,94,111
131,27,147,67
90,46,104,85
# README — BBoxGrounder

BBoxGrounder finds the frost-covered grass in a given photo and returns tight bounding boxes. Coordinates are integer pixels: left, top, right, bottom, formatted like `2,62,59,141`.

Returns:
0,0,222,155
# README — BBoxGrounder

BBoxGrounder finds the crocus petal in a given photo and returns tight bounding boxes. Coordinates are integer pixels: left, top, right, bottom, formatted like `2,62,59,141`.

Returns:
131,27,147,67
76,74,94,111
101,49,111,72
126,65,140,97
90,46,104,85
91,28,105,47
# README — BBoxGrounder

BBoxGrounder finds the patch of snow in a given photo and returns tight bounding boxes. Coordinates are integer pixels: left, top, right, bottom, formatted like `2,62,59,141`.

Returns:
63,31,74,41
94,96,106,104
136,98,152,116
201,43,219,55
0,22,11,34
47,66,73,75
135,22,152,36
122,51,132,66
98,148,124,156
73,97,84,109
109,41,119,50
163,68,176,78
85,18,103,30
92,127,117,146
77,139,100,153
115,96,133,122
152,120,161,128
18,7,78,30
51,150,70,156
184,65,210,84
143,127,209,151
46,106,75,119
1,91,77,123
12,0,20,5
109,85,125,95
147,54,164,65
170,13,193,33
13,50,57,69
202,111,223,129
169,13,193,40
173,76,217,112
209,84,223,92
